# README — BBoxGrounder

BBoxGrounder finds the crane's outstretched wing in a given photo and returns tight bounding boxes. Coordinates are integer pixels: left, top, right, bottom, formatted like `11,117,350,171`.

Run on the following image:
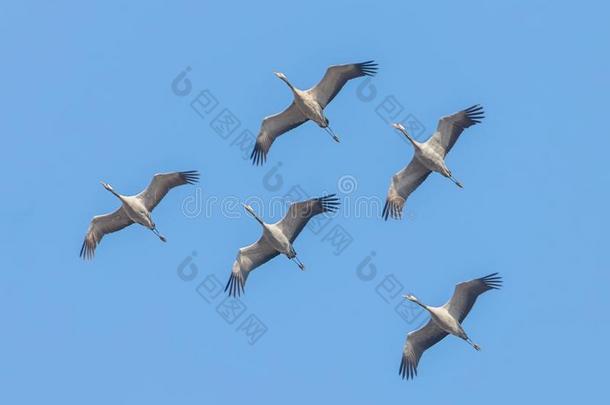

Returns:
443,273,502,323
308,61,378,108
428,105,484,157
400,320,448,380
276,194,340,243
136,171,199,211
251,103,308,165
225,238,280,297
382,159,431,220
80,207,133,259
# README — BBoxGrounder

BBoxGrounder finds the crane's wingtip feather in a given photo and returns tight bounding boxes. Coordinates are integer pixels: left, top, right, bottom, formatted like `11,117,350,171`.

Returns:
225,271,246,297
399,355,416,380
250,144,268,166
480,273,502,289
318,194,341,213
80,238,95,260
357,60,379,77
179,170,200,185
382,200,403,220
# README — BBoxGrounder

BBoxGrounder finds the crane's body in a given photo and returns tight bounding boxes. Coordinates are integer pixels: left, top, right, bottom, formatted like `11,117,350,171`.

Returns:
242,204,305,270
410,141,451,178
80,171,199,259
383,105,484,220
399,273,501,380
255,218,297,260
103,183,166,241
104,187,155,230
263,228,297,259
292,88,327,127
406,295,472,344
224,195,340,297
250,61,378,165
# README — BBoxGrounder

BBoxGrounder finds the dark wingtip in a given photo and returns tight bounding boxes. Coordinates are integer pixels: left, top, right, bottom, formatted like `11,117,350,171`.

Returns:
358,60,379,77
319,194,340,213
224,274,236,297
225,273,245,297
399,356,416,380
250,144,267,166
464,104,485,125
180,170,200,184
382,200,402,221
80,239,94,260
481,272,502,289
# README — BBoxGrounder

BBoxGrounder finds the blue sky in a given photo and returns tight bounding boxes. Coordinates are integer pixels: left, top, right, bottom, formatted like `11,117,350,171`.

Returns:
1,0,609,403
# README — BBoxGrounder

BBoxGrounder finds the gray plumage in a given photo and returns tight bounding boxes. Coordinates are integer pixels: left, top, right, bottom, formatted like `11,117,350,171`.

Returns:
399,273,501,380
225,195,339,296
80,171,199,259
251,61,378,165
383,105,484,220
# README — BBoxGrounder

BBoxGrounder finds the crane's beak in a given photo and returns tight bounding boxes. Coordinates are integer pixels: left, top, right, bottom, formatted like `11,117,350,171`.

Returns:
242,203,254,216
392,123,407,133
392,123,411,139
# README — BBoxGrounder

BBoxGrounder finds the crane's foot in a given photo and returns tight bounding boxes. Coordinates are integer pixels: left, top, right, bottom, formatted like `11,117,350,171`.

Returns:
152,227,167,242
449,176,463,188
324,126,340,143
466,338,481,351
291,256,305,271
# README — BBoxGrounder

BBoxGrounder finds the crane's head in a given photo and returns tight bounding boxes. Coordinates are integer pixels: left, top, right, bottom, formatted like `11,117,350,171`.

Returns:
392,123,417,145
392,122,408,133
242,203,257,218
100,181,113,192
273,71,288,81
403,294,419,303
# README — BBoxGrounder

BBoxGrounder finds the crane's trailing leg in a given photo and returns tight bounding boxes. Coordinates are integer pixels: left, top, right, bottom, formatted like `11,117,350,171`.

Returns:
466,337,481,351
324,126,340,143
443,169,463,188
450,175,463,189
151,227,167,242
291,256,305,271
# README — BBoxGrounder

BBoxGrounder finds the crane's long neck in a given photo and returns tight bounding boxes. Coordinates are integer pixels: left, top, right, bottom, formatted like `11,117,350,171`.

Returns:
105,187,124,202
408,295,428,310
249,211,266,227
415,301,428,310
401,130,419,149
111,189,121,198
280,76,297,93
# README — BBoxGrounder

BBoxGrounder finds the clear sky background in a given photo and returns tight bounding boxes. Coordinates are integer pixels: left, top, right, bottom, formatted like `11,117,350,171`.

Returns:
1,1,609,403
